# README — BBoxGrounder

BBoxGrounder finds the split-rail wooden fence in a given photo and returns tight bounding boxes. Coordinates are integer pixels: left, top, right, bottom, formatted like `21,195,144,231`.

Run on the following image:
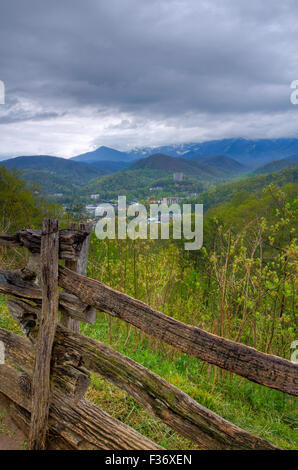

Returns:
0,219,297,450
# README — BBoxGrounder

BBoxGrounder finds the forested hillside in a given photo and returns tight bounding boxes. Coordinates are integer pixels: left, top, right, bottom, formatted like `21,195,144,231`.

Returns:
84,168,209,200
0,156,128,194
0,164,297,450
252,156,298,176
194,167,298,210
83,154,247,201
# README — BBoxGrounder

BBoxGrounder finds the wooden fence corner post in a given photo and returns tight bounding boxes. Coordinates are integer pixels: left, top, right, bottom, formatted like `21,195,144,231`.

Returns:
29,218,59,450
61,222,91,333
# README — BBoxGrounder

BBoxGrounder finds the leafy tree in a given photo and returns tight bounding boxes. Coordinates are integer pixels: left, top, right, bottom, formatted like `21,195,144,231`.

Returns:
0,165,62,232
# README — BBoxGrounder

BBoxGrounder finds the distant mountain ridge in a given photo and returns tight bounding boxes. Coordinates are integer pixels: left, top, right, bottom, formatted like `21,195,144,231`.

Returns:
1,150,296,202
69,138,298,167
4,138,298,167
129,153,245,177
0,155,126,193
252,156,298,175
71,146,130,163
129,153,201,172
179,138,298,167
2,138,298,196
197,167,298,211
2,155,93,172
198,155,246,173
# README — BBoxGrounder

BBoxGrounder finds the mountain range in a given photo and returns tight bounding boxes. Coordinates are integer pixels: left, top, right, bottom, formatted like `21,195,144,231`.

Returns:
3,138,298,168
1,140,297,197
71,146,130,163
0,155,129,194
0,152,247,194
251,155,298,175
70,138,298,167
130,153,245,177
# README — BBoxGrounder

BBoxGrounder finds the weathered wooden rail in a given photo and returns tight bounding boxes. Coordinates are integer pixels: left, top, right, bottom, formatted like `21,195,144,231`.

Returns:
0,219,297,450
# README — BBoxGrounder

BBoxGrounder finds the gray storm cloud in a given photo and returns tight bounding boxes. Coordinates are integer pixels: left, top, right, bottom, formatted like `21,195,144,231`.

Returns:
0,0,298,157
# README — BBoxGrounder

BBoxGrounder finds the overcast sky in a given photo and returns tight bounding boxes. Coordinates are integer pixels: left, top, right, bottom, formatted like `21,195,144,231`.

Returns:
0,0,298,158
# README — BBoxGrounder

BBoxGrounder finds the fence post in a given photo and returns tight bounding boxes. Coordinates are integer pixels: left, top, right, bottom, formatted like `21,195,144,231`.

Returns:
29,218,59,450
61,222,91,333
74,222,91,332
61,222,77,331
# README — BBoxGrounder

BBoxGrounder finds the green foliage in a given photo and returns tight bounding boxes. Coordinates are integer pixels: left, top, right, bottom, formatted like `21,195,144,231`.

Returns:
0,165,297,449
0,166,65,269
88,182,297,357
0,165,63,232
2,155,104,194
129,153,241,178
81,178,297,448
85,169,165,200
194,167,298,211
84,168,227,202
251,157,298,176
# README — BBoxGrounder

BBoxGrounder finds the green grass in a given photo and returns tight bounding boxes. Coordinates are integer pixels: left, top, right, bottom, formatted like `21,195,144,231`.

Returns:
0,297,22,335
0,408,13,437
81,313,298,450
0,296,297,450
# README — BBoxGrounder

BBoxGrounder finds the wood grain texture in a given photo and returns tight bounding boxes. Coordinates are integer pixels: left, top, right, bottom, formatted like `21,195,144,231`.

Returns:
61,223,79,330
0,326,90,403
0,270,95,324
2,305,279,450
29,218,59,450
0,228,90,260
9,402,76,450
0,365,163,450
58,265,298,397
61,223,93,332
74,222,92,333
53,326,279,450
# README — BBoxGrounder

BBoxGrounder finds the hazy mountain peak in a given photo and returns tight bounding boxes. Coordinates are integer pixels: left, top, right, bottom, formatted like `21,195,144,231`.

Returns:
71,146,130,163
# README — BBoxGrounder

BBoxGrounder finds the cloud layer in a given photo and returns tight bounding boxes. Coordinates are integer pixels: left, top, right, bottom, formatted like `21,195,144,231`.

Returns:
0,0,298,157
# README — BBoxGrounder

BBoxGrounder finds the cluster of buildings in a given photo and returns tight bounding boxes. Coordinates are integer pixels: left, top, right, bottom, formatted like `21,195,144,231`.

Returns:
149,196,184,204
